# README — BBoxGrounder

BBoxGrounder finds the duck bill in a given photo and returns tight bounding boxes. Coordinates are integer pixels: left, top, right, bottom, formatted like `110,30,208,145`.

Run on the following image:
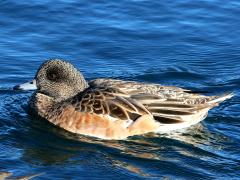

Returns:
13,79,37,90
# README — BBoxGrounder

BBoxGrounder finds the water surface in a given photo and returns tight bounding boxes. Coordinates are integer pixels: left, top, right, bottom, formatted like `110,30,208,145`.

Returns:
0,0,240,179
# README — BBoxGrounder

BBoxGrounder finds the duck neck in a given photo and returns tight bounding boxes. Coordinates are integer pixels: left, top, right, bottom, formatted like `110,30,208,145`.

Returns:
29,92,55,119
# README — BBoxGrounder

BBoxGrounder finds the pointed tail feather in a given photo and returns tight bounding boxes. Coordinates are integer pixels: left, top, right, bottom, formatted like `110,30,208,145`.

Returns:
207,92,234,104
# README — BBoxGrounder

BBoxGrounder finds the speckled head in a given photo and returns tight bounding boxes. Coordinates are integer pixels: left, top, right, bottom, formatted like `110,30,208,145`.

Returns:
14,59,89,101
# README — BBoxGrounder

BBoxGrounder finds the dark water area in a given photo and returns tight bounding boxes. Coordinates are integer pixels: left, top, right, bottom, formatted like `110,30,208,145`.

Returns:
0,0,240,179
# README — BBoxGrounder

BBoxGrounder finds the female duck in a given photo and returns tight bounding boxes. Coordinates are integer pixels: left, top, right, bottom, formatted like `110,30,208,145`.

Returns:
14,59,233,140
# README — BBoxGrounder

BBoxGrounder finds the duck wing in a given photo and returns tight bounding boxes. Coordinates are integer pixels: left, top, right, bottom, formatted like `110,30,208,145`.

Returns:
67,86,151,122
89,79,233,124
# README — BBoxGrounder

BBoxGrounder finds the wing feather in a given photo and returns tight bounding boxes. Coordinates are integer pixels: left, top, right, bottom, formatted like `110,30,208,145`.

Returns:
67,87,151,122
88,79,233,125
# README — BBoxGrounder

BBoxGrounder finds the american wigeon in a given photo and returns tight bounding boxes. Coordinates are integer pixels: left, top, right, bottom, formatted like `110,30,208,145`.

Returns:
14,59,233,140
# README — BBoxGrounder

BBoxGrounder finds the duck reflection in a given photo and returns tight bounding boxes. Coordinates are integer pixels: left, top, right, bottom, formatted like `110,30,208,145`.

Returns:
18,114,224,178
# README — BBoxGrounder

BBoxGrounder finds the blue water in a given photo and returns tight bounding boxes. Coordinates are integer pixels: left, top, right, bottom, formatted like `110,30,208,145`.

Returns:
0,0,240,179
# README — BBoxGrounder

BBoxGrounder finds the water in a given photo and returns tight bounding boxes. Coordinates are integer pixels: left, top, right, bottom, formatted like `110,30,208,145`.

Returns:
0,0,240,179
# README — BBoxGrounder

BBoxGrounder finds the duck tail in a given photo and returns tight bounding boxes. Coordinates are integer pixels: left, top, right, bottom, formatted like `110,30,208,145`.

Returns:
207,92,234,105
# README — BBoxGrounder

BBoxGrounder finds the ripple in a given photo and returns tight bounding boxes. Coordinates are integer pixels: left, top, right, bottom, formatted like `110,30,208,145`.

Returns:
0,0,240,179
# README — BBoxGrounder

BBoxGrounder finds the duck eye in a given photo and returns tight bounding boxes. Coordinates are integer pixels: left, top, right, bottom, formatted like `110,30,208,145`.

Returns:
47,71,58,81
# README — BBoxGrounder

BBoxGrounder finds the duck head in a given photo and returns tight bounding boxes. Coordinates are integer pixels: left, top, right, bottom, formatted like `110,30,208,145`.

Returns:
14,59,89,101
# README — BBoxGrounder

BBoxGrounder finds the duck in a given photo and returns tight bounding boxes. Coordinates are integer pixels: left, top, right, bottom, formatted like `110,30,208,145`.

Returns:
14,59,234,140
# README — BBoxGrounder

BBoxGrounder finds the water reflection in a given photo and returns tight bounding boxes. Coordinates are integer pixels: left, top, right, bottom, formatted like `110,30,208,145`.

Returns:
1,89,238,178
17,113,223,178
